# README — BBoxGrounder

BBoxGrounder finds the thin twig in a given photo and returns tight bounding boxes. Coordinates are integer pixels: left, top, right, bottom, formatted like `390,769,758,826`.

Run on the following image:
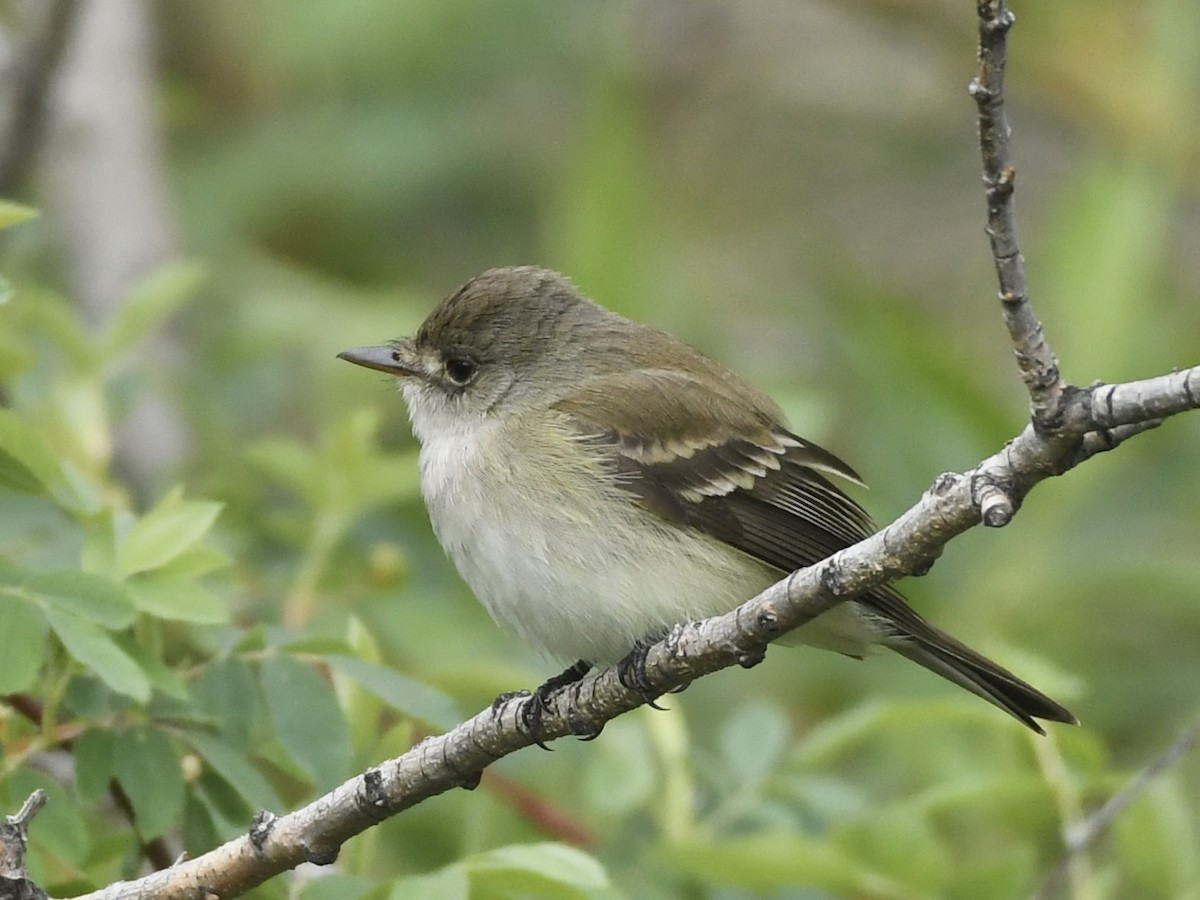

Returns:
0,789,48,899
1083,369,1200,429
970,0,1065,427
1031,714,1200,900
7,789,46,831
1074,420,1161,464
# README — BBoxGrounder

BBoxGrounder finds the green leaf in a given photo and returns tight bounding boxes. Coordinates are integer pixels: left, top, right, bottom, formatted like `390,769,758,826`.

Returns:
0,409,77,507
128,572,230,624
279,634,355,655
838,806,950,894
102,260,207,359
181,792,219,864
184,731,283,812
338,617,385,751
191,774,252,843
117,488,222,577
660,833,918,897
63,671,133,720
388,866,469,900
0,593,45,693
719,699,792,786
112,725,186,840
245,439,322,507
0,445,43,495
0,200,39,230
81,509,120,577
152,545,231,580
230,625,268,654
326,410,422,511
191,657,264,750
298,874,378,900
0,324,36,375
44,606,150,702
327,655,461,732
74,728,117,805
117,635,190,699
261,654,352,790
17,285,92,366
27,570,137,629
466,843,610,895
581,718,655,816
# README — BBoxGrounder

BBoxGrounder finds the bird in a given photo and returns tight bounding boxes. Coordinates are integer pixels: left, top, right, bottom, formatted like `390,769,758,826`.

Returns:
338,266,1076,735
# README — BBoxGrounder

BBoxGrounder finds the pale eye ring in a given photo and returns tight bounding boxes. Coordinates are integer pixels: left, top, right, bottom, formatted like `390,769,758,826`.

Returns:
445,357,477,385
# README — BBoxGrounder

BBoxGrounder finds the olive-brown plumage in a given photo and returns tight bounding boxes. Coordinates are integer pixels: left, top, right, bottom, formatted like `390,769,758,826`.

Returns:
339,266,1076,734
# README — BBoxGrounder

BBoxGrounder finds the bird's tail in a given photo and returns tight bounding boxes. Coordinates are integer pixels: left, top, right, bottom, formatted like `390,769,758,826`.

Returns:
890,624,1077,734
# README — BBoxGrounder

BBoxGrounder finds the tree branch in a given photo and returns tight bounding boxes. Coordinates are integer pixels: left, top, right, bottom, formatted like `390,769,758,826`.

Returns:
57,359,1200,900
970,0,1066,428
0,790,48,900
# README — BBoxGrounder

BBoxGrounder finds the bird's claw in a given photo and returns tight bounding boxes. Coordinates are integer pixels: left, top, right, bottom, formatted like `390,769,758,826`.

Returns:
510,660,593,749
617,640,667,709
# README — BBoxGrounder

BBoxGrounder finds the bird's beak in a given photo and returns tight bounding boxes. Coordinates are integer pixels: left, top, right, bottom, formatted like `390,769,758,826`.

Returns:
337,343,421,377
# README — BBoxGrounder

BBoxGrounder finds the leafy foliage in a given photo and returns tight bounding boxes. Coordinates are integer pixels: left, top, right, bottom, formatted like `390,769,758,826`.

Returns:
1,2,1199,898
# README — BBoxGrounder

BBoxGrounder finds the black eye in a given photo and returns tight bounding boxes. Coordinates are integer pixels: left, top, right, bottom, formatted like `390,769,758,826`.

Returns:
445,357,477,386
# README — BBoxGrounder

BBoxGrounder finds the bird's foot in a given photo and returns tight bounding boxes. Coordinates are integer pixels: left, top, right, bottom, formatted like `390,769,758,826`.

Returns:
492,689,530,710
616,638,667,709
514,660,592,750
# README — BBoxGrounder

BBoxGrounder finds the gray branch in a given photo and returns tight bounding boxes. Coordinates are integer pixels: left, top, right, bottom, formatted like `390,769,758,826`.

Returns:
59,363,1200,900
970,0,1066,428
0,790,48,900
1031,714,1200,900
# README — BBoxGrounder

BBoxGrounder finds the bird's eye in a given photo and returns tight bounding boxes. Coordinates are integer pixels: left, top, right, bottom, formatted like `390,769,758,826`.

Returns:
445,357,477,386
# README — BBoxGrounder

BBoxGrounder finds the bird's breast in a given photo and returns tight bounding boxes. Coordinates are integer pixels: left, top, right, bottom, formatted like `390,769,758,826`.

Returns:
414,413,878,664
415,415,765,662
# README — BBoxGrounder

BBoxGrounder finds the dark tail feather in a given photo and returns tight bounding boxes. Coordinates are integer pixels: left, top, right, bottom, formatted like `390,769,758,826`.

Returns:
890,628,1078,735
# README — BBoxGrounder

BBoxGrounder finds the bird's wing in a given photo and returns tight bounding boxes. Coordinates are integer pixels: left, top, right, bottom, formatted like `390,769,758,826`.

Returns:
552,368,973,646
551,370,1078,732
553,368,873,571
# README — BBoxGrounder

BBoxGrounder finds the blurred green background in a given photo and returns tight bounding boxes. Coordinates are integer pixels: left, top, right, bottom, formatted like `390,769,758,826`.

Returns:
1,1,1199,898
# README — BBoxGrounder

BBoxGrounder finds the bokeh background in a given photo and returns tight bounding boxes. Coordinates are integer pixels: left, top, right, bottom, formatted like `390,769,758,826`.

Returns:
1,1,1198,898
